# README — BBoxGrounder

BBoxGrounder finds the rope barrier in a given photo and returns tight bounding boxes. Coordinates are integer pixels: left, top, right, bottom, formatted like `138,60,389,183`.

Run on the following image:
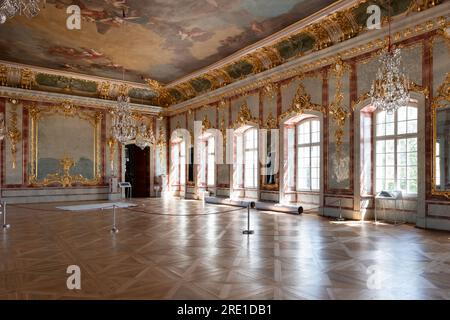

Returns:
7,203,248,218
302,205,322,213
3,198,370,235
122,206,246,217
8,204,78,212
6,200,271,217
7,200,349,216
297,199,358,219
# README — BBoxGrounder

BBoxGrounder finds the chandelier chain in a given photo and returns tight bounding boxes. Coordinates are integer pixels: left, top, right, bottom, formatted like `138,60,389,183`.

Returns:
369,0,410,115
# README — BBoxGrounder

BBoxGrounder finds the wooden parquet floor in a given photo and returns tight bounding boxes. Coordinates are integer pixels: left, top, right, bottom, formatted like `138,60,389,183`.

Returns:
0,198,449,300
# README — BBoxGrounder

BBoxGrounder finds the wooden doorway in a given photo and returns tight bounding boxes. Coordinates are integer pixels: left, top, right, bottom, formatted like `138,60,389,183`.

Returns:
125,144,151,197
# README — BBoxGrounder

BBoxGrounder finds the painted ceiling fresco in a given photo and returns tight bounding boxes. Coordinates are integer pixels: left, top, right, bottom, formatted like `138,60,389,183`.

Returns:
0,0,338,84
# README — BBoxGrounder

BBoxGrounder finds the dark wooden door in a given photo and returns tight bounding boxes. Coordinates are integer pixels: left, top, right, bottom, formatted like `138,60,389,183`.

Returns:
125,144,150,197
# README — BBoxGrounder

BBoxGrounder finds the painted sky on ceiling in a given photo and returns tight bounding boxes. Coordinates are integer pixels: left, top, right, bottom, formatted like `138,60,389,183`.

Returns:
0,0,337,83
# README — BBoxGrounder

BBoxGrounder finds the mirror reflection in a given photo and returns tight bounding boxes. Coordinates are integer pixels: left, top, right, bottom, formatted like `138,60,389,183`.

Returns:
435,105,450,191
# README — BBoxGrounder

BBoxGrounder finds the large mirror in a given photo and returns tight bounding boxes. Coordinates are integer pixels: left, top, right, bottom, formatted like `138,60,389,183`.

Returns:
432,77,450,197
187,145,195,185
260,128,279,190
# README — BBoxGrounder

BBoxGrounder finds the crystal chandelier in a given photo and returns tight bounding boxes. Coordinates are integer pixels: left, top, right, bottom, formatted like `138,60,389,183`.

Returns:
110,53,155,148
135,122,155,150
111,94,155,148
0,0,41,24
369,0,410,115
111,95,137,145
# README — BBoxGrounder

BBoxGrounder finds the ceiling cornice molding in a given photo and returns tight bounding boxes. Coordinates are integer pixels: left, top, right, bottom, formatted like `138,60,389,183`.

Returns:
166,0,446,105
0,60,150,89
166,0,355,88
0,86,163,115
0,60,166,106
166,3,449,116
0,0,444,108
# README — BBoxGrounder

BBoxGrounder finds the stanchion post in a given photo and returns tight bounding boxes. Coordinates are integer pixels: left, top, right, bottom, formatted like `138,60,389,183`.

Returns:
336,199,345,221
2,201,10,229
111,204,119,233
243,202,254,235
203,191,206,207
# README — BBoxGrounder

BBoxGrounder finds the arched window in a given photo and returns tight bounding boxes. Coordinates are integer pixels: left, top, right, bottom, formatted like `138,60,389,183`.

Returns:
297,119,320,190
234,126,258,189
171,138,186,186
244,128,258,188
285,116,321,193
198,135,215,187
375,106,418,194
207,136,215,186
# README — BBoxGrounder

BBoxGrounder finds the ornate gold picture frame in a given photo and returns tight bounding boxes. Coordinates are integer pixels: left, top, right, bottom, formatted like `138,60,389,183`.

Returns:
28,103,103,187
431,74,450,198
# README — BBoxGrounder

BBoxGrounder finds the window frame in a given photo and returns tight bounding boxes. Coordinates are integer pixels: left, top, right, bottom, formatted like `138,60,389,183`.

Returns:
296,118,321,192
207,136,215,187
234,126,258,189
171,139,186,186
198,135,216,187
244,127,258,189
374,106,418,196
284,116,321,193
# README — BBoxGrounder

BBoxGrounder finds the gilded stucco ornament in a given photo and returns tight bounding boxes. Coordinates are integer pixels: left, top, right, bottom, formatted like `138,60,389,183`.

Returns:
262,112,278,130
261,111,279,190
201,115,212,133
279,80,325,122
157,112,164,121
98,82,111,100
407,0,442,14
176,82,197,100
35,156,99,188
433,25,450,51
329,10,359,42
218,99,227,109
195,11,444,105
232,101,259,129
169,15,444,118
20,69,34,89
244,53,264,74
352,80,430,111
212,69,233,87
0,64,8,86
432,73,450,109
203,72,221,90
351,92,371,110
156,126,167,163
306,24,332,51
117,83,130,97
261,82,277,100
146,79,175,107
260,47,282,68
7,103,21,169
431,73,450,198
329,58,351,156
409,81,430,99
28,103,103,187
